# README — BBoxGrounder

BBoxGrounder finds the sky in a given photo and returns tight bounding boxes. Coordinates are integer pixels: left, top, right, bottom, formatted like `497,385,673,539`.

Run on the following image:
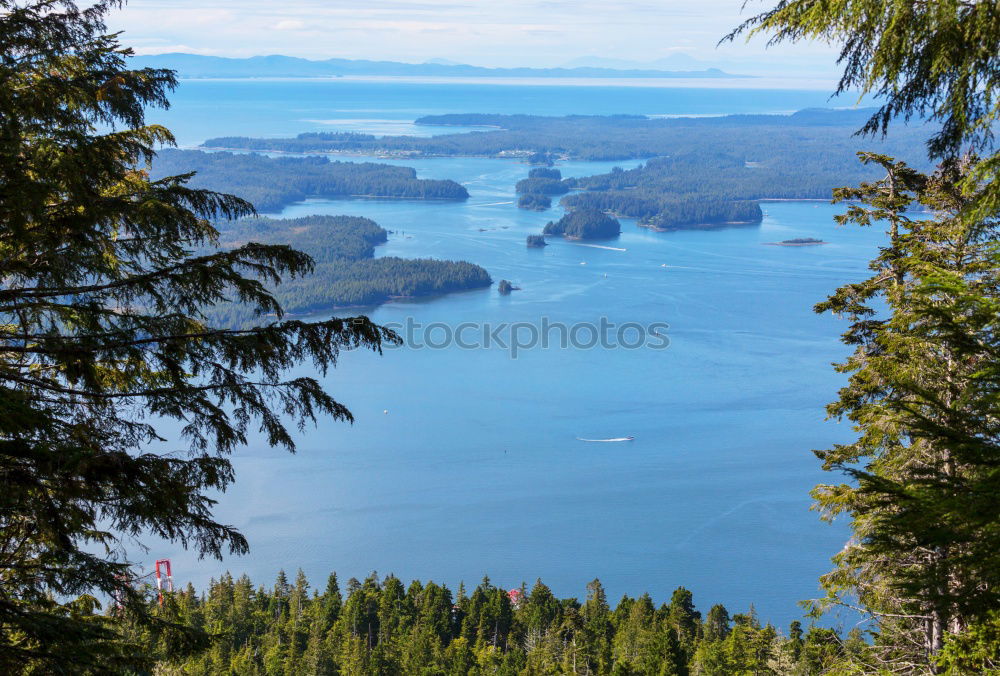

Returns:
106,0,841,74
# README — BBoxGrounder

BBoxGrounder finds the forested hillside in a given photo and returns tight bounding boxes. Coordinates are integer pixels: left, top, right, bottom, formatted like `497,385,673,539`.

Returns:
208,216,491,326
152,150,469,212
138,570,864,675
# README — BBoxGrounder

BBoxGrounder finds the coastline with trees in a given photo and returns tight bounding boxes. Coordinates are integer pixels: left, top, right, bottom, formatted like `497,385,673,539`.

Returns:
152,149,470,213
208,215,492,326
4,0,1000,673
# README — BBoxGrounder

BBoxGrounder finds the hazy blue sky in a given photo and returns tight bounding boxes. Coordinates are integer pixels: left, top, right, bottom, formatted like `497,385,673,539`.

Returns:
108,0,839,73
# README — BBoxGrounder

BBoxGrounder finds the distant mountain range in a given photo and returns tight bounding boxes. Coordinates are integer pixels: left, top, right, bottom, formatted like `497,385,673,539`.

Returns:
130,53,749,80
561,54,708,70
561,53,840,79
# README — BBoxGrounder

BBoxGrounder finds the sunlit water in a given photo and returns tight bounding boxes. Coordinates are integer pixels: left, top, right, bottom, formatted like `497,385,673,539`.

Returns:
151,78,850,147
142,80,884,630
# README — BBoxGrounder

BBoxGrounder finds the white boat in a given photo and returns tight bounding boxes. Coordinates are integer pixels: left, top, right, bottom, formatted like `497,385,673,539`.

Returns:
576,436,635,442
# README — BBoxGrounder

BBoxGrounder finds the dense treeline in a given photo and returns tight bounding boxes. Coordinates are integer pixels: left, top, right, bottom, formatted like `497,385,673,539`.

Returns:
543,209,621,239
135,570,868,675
528,167,562,180
11,0,1000,674
560,155,783,229
203,109,932,170
517,168,562,210
515,177,571,196
151,149,469,212
204,111,931,231
207,215,491,326
561,192,762,231
518,194,552,211
416,109,867,128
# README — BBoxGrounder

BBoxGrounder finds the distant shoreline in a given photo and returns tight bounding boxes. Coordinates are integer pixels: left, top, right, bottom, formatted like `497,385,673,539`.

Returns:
175,74,840,91
638,219,759,232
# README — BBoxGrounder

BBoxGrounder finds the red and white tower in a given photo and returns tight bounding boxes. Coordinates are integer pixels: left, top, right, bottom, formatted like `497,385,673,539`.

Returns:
154,559,173,605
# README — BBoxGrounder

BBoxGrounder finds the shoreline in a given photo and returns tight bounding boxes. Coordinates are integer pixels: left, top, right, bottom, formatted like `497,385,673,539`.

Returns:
174,75,846,91
638,219,759,232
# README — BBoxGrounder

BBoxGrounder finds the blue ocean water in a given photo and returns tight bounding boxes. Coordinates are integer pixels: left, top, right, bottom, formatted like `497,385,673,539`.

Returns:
149,80,880,630
152,78,847,147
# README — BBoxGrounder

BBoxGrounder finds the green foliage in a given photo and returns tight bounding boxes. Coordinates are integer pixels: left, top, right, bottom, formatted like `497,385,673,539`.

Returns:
726,0,999,165
562,156,765,229
730,0,1000,670
808,153,1000,669
937,610,1000,674
205,215,491,326
544,209,622,239
518,193,552,211
526,234,548,248
0,2,396,671
516,176,571,196
529,167,562,180
152,149,470,212
138,570,852,675
528,151,556,166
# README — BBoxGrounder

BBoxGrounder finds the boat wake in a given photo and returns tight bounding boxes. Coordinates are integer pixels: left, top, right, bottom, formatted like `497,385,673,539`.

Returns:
572,243,627,252
576,436,635,442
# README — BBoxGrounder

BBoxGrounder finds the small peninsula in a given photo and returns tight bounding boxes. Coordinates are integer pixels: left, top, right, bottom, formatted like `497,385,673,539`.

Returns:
209,215,491,326
543,209,622,240
152,149,469,213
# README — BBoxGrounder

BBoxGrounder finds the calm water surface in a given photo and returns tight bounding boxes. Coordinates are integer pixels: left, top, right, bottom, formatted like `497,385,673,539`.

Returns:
149,81,882,629
153,78,848,147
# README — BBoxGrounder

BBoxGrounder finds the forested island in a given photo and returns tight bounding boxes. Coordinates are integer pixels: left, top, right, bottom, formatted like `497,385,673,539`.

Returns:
560,156,766,230
497,279,518,294
517,168,565,210
204,110,932,230
203,108,932,169
131,571,863,674
518,193,551,210
526,234,548,247
543,209,622,239
208,215,491,325
515,176,570,196
151,149,469,212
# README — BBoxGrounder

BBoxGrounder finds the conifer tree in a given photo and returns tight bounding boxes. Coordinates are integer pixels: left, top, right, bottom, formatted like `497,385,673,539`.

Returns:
725,0,1000,218
808,154,1000,668
0,1,394,670
728,1,1000,669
